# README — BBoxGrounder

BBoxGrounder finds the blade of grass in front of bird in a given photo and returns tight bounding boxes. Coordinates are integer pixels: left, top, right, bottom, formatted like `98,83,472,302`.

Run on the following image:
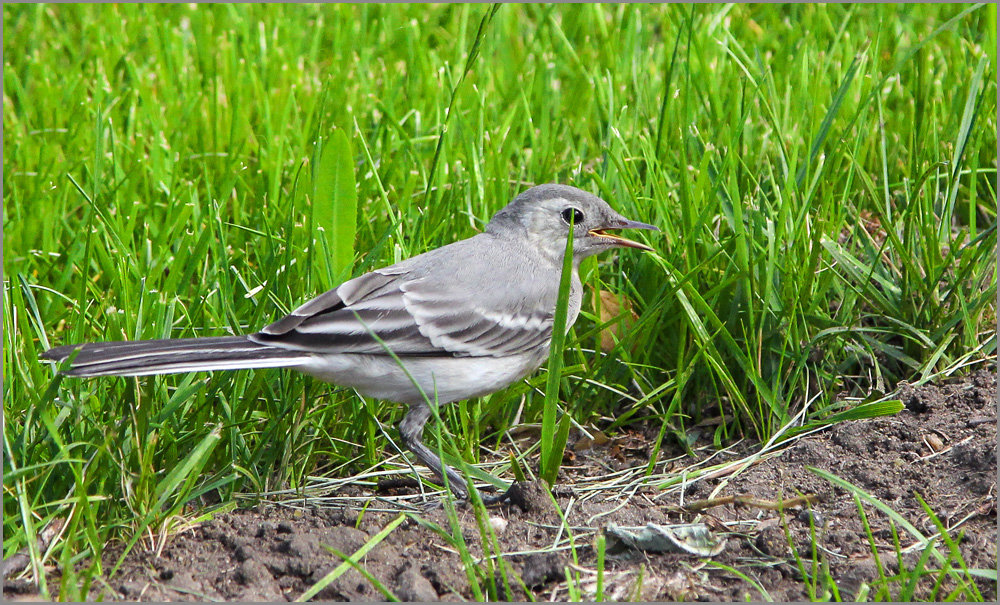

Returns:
540,219,575,487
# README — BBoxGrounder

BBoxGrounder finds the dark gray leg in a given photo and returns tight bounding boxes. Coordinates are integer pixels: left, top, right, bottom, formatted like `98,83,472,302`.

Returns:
398,402,469,499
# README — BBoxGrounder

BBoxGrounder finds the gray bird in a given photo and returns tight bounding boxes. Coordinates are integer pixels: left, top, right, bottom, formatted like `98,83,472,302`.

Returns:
42,184,658,502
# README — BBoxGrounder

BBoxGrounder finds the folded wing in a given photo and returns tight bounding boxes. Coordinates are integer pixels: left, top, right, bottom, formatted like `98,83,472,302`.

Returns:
251,244,555,358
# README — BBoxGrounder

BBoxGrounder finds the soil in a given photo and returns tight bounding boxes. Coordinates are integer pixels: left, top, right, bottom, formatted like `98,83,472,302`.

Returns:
5,368,996,601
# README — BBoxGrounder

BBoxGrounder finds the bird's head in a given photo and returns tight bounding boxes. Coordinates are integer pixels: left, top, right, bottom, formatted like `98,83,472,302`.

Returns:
486,184,658,262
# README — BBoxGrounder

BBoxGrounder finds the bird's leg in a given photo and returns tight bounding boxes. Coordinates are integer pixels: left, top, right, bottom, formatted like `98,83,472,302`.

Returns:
398,402,469,499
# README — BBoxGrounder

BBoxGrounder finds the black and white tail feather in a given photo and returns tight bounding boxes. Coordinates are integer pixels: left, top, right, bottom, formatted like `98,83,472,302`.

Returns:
41,336,313,377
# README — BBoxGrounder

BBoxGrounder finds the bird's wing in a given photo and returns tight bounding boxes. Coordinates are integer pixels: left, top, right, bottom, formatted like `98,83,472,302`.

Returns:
251,241,556,358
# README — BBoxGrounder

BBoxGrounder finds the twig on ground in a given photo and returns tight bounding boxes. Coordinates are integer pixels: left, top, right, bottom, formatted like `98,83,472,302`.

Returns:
677,493,822,513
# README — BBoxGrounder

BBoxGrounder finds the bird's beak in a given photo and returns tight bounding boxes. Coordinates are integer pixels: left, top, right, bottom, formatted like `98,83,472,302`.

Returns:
588,218,659,251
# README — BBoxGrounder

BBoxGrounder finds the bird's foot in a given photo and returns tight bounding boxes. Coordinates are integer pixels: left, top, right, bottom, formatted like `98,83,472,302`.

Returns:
478,484,515,507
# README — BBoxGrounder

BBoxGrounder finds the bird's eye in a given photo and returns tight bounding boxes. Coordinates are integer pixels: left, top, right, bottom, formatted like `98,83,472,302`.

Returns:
561,207,585,225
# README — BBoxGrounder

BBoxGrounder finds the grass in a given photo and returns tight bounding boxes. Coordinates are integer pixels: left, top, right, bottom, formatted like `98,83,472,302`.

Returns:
3,3,996,600
802,469,993,601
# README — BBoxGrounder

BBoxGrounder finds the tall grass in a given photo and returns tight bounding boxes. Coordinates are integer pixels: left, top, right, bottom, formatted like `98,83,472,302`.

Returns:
3,3,995,596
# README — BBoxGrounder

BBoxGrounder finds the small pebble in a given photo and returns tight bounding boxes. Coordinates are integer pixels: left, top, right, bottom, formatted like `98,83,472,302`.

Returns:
489,516,508,535
118,580,145,598
797,509,823,526
255,521,275,538
754,526,788,557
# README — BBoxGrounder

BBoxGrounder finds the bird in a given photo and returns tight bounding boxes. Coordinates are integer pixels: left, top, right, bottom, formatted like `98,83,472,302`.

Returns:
42,183,658,502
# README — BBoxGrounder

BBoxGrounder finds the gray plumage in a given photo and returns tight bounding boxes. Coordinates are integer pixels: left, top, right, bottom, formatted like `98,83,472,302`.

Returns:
42,184,657,501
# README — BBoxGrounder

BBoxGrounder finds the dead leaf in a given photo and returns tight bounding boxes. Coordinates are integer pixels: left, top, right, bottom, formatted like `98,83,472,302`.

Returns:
596,289,638,352
573,429,612,451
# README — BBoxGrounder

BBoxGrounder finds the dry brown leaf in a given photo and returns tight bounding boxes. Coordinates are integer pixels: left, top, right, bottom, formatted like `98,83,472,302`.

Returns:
596,289,639,352
573,429,612,451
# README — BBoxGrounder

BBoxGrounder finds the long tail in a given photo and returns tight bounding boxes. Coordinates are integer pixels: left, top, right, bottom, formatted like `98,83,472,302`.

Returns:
41,336,312,377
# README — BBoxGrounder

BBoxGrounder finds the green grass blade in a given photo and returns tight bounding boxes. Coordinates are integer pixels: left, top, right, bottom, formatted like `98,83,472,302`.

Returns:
153,424,223,513
795,48,864,188
988,5,997,74
945,55,988,221
312,128,358,285
776,399,903,443
321,546,400,601
540,219,575,487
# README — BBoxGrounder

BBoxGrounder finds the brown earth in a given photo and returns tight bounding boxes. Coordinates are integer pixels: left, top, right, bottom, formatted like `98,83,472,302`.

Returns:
5,368,996,601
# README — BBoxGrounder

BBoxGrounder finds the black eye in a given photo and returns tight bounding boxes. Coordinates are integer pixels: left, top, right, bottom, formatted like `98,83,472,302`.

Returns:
561,207,585,225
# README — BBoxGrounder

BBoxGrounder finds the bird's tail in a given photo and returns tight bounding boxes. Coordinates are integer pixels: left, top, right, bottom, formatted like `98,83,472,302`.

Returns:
41,336,311,377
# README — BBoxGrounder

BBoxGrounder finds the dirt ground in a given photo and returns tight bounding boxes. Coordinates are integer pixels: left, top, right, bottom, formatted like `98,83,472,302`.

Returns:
5,368,997,601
